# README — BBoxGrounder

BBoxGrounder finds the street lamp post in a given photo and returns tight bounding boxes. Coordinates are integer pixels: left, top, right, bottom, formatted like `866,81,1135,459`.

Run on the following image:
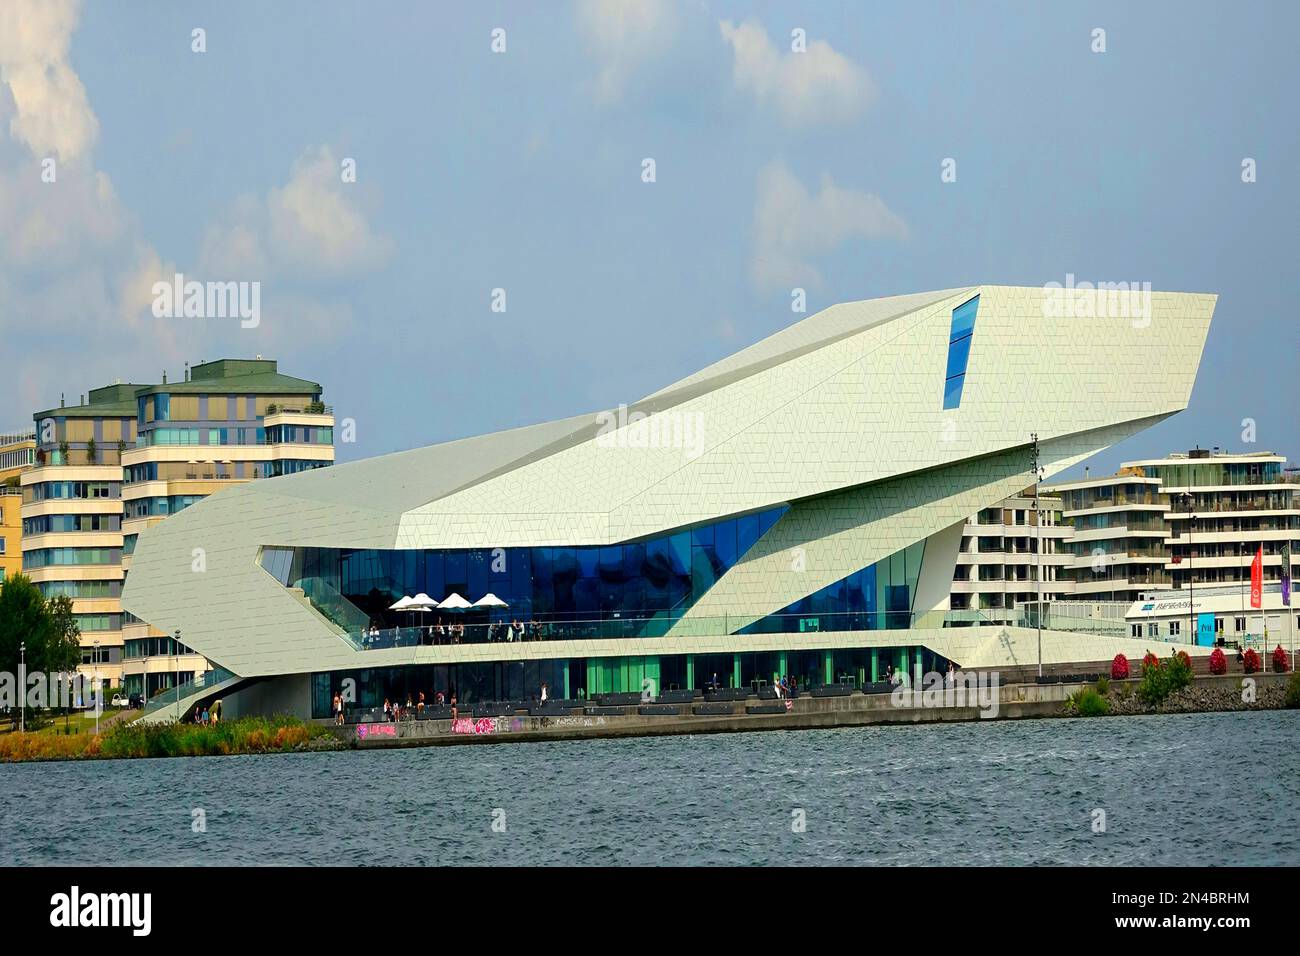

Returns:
93,638,100,736
18,641,25,734
1182,493,1195,646
1031,434,1044,678
173,629,182,723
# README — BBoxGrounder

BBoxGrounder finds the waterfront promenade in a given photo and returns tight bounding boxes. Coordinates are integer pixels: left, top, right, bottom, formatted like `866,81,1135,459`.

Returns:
336,671,1295,750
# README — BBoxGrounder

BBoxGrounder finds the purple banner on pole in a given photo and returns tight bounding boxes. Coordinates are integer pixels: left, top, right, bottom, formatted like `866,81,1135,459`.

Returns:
1282,542,1292,606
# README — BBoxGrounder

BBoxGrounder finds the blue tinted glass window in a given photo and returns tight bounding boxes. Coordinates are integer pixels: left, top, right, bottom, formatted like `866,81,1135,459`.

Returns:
944,334,972,381
949,296,978,341
943,374,965,410
942,295,979,409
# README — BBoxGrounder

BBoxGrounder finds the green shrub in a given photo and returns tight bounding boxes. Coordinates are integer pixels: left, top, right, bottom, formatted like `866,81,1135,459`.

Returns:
1094,677,1109,696
1138,649,1193,707
1286,671,1300,710
1067,686,1109,717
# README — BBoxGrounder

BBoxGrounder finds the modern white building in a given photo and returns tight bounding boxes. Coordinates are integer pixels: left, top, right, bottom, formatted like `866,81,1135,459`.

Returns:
1127,450,1299,591
949,489,1073,624
1043,470,1173,601
1124,582,1298,655
122,285,1219,720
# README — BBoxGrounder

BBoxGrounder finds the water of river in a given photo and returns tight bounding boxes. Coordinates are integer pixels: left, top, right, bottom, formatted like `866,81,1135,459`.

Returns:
2,711,1296,865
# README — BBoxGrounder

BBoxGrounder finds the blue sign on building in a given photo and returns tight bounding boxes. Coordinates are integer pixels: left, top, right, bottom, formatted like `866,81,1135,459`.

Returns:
1197,612,1217,646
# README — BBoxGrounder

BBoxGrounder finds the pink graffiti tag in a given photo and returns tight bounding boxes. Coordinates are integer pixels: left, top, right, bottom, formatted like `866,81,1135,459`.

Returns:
450,717,498,736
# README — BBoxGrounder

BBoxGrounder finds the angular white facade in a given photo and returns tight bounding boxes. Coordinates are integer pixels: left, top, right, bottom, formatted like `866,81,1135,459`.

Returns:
123,286,1215,684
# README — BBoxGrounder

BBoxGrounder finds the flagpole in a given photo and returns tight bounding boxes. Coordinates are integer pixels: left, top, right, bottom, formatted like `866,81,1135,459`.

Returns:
1284,541,1293,672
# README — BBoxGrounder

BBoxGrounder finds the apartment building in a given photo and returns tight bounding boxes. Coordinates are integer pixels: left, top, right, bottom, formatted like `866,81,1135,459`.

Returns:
1127,450,1299,590
1039,449,1298,604
20,386,139,684
1044,470,1173,602
949,489,1073,624
22,359,335,695
0,430,37,585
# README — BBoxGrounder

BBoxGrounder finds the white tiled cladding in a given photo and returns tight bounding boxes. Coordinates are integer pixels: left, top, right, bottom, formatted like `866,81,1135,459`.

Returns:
396,286,1213,545
122,286,1215,679
672,419,1162,631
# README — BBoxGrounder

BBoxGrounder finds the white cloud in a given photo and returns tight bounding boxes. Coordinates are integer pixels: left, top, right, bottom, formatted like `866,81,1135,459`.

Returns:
574,0,677,104
0,0,98,161
0,1,384,419
750,160,907,292
199,145,393,280
719,19,875,126
0,0,176,372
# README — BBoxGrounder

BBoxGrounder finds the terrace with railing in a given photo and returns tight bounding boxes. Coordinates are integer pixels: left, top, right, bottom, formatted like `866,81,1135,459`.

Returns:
335,607,997,652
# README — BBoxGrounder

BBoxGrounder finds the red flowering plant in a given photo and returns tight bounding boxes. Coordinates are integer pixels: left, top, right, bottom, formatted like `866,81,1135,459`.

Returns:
1111,654,1130,680
1142,651,1160,671
1208,647,1227,675
1243,648,1261,674
1272,645,1290,673
1176,650,1193,671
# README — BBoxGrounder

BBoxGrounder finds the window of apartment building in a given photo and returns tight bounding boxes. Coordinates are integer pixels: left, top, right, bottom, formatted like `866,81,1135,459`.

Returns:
1234,616,1246,633
1147,622,1159,637
0,535,5,555
1215,617,1224,634
1169,620,1180,636
1130,623,1142,637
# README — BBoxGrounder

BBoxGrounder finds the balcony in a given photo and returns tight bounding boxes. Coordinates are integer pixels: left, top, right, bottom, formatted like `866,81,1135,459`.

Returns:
327,607,1002,653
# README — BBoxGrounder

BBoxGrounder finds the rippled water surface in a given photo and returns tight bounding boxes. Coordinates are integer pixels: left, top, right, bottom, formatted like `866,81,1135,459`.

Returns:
2,711,1297,865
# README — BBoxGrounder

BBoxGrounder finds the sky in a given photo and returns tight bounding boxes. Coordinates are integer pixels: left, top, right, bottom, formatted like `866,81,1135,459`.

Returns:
1,0,1296,478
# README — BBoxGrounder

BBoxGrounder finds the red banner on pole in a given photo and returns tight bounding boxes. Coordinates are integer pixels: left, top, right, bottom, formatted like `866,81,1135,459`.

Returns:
1250,545,1263,609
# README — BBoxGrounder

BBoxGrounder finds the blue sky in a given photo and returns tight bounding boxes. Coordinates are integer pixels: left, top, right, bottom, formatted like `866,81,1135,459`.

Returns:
1,0,1295,477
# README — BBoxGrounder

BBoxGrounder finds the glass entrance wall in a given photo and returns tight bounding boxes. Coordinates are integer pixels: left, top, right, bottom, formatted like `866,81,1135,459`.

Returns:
740,540,927,634
308,642,957,718
265,506,787,635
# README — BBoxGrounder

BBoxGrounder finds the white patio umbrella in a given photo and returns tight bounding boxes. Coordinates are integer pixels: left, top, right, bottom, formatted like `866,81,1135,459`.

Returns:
438,592,472,611
472,593,509,608
410,592,440,610
387,595,419,630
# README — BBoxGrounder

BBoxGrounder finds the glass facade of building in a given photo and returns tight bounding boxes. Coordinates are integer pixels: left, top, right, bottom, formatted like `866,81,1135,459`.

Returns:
264,507,790,634
265,511,932,641
307,642,955,718
740,539,926,633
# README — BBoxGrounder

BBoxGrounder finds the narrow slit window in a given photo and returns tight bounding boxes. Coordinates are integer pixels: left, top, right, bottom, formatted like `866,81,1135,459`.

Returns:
943,295,979,409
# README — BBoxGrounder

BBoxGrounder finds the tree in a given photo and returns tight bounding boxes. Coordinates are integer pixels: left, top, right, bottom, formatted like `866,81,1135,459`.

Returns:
44,594,82,674
0,574,48,676
85,437,97,463
0,575,49,728
0,576,82,729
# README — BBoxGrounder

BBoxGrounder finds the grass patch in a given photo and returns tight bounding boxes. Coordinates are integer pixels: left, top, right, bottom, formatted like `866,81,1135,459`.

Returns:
0,715,336,762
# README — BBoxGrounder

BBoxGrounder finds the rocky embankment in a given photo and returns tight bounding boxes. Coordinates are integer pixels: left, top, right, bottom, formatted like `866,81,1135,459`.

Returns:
1104,677,1291,716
